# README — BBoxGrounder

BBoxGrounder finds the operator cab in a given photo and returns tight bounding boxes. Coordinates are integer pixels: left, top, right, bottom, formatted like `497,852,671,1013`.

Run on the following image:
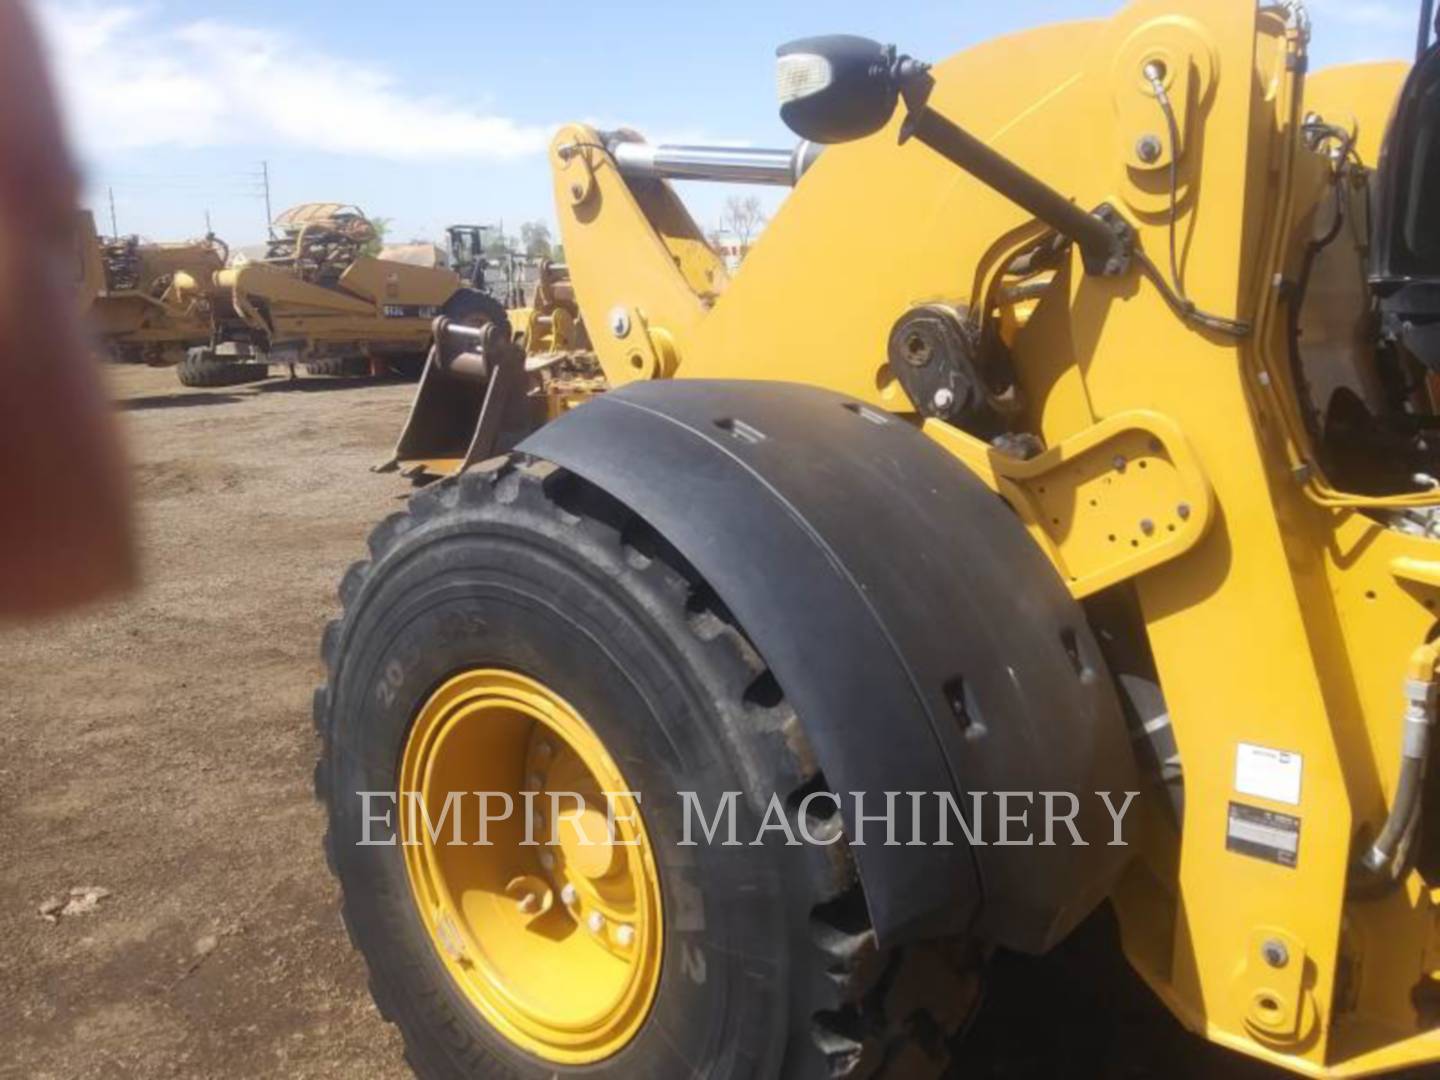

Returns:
1373,31,1440,373
446,224,498,289
1309,9,1440,498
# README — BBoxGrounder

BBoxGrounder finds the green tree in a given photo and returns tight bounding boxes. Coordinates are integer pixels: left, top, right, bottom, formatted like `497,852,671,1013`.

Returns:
360,216,391,258
520,220,553,259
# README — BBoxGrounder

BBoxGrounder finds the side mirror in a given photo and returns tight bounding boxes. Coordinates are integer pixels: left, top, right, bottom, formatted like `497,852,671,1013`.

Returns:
776,35,903,144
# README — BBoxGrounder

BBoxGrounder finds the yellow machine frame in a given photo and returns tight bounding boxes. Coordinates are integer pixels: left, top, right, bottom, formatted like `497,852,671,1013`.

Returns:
210,256,462,357
533,2,1440,1074
75,211,222,364
196,204,472,369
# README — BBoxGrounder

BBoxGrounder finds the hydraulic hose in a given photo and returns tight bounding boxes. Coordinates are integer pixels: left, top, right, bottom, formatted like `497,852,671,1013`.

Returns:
1140,62,1251,337
1355,643,1440,892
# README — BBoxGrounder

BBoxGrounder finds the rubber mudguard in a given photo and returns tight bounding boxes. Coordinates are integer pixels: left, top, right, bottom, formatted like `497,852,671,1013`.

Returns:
521,380,1139,953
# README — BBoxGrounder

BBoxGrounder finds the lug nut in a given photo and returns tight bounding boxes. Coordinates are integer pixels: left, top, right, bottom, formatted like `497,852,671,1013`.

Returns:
560,883,578,905
1177,502,1191,520
615,924,636,947
1140,518,1155,536
587,911,606,934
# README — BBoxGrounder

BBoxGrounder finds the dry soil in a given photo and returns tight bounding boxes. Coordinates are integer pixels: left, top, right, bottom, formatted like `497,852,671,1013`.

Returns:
0,363,1314,1079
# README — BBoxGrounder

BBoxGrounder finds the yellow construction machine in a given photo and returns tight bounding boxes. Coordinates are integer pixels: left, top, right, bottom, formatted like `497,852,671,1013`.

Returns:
315,1,1440,1075
75,210,224,366
177,204,503,387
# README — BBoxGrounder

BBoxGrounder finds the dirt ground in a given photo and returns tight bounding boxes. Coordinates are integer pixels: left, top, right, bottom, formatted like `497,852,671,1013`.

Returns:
0,363,1307,1079
0,364,413,1079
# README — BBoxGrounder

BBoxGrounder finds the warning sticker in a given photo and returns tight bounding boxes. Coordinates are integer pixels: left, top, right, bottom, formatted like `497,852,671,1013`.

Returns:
1227,802,1301,868
1235,742,1304,806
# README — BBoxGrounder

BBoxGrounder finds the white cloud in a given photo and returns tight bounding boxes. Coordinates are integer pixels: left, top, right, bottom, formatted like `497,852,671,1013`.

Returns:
33,2,552,160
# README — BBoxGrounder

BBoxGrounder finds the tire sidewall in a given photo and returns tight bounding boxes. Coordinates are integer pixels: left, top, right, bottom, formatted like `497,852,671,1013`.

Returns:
325,504,789,1079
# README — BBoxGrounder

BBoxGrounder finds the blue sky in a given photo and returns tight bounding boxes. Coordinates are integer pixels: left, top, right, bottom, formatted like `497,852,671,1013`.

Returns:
33,0,1427,248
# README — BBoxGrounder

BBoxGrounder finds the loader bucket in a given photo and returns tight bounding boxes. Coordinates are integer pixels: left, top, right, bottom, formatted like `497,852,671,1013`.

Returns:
380,318,538,480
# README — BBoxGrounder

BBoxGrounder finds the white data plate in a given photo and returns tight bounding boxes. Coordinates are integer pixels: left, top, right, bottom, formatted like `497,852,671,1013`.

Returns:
1234,742,1303,806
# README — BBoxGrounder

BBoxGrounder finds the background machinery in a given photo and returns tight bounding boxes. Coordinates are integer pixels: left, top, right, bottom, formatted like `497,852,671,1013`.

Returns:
318,1,1440,1076
177,203,498,387
445,224,502,291
75,210,225,366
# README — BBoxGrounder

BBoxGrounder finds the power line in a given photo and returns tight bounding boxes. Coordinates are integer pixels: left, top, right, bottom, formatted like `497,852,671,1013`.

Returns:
102,170,268,181
96,166,272,204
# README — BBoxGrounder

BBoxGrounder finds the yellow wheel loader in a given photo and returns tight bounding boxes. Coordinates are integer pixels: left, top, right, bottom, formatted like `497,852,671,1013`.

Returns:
315,1,1440,1075
179,204,497,388
74,210,224,366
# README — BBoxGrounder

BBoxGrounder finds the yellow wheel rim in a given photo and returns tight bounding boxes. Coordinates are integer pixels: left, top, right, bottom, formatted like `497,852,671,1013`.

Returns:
399,669,664,1064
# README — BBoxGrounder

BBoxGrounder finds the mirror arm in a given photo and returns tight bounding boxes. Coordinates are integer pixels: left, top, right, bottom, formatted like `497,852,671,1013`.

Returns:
897,71,1134,276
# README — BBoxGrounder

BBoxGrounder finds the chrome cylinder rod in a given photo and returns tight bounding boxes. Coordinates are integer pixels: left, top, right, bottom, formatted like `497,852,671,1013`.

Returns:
609,140,821,186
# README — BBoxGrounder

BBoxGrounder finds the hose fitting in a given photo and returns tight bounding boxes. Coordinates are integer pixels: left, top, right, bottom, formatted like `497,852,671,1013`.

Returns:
1357,643,1439,885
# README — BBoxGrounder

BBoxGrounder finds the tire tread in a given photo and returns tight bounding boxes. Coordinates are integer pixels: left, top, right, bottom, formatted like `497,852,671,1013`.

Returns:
313,453,980,1078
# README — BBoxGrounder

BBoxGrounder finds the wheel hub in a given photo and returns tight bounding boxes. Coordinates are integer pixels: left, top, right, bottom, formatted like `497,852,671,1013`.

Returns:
398,669,663,1064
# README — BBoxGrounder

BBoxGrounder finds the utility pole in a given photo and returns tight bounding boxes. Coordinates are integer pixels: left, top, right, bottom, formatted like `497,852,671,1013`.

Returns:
205,209,213,239
107,186,118,237
261,160,274,236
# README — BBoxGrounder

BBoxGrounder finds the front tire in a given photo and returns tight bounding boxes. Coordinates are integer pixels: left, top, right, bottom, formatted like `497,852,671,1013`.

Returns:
177,348,269,388
315,456,981,1078
304,355,372,378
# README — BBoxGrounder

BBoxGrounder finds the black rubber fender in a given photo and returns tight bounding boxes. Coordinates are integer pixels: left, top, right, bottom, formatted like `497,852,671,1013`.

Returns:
521,380,1139,953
